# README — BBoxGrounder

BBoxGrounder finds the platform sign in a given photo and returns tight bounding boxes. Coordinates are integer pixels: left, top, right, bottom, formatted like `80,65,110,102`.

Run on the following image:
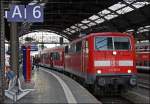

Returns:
30,44,38,51
7,5,25,22
5,5,43,22
26,5,43,22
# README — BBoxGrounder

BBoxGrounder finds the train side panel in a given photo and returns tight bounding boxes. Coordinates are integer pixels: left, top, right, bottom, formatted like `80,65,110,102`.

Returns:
136,43,150,71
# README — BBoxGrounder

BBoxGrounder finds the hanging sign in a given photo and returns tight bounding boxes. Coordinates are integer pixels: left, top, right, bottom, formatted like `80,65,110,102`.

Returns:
5,5,43,22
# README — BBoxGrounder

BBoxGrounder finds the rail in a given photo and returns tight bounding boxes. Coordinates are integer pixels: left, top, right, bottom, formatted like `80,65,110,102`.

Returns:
138,81,150,90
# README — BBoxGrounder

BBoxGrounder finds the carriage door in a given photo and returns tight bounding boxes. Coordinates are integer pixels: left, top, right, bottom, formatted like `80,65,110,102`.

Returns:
50,53,53,67
82,40,88,74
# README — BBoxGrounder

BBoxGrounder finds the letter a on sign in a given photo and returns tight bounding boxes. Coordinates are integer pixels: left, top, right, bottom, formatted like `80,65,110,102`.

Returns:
12,5,22,18
7,5,25,22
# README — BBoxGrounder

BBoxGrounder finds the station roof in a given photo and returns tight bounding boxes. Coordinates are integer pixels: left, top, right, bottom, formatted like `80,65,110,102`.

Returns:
4,0,150,41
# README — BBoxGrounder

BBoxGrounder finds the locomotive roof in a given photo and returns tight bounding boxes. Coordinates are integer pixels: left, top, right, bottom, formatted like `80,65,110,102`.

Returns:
70,32,132,43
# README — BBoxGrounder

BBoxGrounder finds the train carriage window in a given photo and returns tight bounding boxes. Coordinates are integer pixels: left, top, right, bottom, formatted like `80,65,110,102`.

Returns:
71,44,76,53
113,37,130,50
65,46,68,53
144,61,149,66
139,62,143,66
86,41,88,48
95,36,130,50
50,53,54,60
140,46,144,51
148,45,150,50
52,52,60,60
76,41,82,52
85,41,89,53
95,37,113,50
68,43,76,53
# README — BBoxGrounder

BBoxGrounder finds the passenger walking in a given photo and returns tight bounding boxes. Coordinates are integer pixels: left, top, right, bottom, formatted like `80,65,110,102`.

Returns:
32,56,35,70
5,66,16,90
35,56,40,71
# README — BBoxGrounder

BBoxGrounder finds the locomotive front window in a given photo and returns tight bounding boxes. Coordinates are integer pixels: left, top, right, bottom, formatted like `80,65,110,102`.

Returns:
95,37,130,50
113,37,130,50
95,37,113,50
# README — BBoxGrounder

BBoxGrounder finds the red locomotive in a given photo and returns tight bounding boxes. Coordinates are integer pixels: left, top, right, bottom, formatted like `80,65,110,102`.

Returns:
136,42,150,71
40,32,137,90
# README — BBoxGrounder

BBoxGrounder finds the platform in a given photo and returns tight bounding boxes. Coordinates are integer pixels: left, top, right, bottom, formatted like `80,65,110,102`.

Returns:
5,67,101,104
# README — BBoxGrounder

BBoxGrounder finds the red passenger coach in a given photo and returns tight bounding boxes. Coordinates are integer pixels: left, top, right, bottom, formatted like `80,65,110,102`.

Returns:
40,46,64,70
136,42,150,71
64,32,137,87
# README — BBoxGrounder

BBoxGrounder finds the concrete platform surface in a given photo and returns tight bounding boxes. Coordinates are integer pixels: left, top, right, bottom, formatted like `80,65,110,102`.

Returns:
5,67,101,104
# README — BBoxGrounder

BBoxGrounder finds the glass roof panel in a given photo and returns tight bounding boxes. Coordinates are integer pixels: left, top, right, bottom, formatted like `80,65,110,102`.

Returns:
89,15,99,20
66,28,71,31
104,14,118,20
40,3,46,6
63,30,67,33
70,26,77,29
95,18,104,24
132,2,150,8
70,30,75,33
123,0,135,4
74,0,149,33
139,29,149,32
74,28,80,31
87,22,96,27
66,31,71,35
98,9,110,16
76,23,83,27
81,19,90,24
116,6,134,14
109,2,126,11
81,25,88,29
145,25,150,28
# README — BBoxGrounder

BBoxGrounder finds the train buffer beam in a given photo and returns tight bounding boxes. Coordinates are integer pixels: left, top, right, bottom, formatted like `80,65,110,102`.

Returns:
5,67,101,103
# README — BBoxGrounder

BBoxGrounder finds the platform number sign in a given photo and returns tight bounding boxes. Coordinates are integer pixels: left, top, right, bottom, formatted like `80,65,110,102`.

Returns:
26,5,43,22
5,5,43,22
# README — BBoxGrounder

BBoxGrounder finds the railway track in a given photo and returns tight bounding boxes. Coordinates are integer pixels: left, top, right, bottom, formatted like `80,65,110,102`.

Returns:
138,81,150,90
98,96,133,104
137,73,150,90
43,66,149,104
84,85,134,104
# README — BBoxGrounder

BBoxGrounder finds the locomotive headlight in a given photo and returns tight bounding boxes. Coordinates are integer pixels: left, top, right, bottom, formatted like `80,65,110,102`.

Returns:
113,51,117,55
97,70,101,74
128,69,132,73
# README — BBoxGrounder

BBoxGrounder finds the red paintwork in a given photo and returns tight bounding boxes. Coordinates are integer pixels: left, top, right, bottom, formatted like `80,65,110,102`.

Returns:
40,46,64,69
26,46,31,82
40,32,137,85
65,32,136,76
136,42,150,66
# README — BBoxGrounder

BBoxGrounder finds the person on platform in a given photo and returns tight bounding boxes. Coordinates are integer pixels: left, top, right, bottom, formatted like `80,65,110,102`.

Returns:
32,56,35,70
35,56,40,71
5,58,16,90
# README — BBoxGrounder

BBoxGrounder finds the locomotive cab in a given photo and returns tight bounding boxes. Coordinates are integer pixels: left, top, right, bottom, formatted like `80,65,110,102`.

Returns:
87,33,137,87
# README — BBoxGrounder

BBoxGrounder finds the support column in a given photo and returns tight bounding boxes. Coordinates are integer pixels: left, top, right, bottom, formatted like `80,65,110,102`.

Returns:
10,22,19,79
10,0,19,84
0,1,5,102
